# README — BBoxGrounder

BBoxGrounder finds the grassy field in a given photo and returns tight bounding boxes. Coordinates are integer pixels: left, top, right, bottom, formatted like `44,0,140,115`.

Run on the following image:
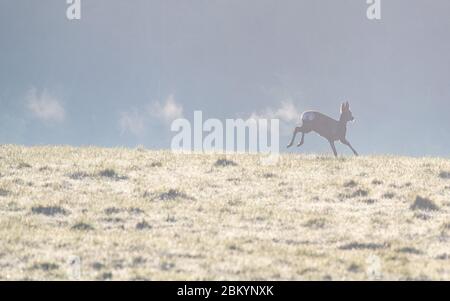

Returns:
0,145,449,280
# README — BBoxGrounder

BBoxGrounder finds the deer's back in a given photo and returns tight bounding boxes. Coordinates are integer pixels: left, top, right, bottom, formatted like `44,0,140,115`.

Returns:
301,111,341,140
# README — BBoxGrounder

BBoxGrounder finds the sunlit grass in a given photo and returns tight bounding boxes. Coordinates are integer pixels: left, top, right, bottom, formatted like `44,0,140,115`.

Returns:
0,145,449,280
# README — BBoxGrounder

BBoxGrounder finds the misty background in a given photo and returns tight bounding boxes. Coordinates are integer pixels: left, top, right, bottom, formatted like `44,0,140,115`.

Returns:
0,0,449,157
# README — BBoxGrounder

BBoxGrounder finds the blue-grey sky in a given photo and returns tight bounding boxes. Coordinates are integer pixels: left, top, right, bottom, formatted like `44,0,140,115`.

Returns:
1,0,449,156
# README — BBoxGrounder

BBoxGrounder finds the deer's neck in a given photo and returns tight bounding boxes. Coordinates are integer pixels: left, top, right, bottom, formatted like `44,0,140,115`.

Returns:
338,117,348,131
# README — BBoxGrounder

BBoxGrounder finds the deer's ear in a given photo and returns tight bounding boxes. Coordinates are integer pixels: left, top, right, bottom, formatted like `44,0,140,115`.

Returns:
345,102,349,110
341,103,346,112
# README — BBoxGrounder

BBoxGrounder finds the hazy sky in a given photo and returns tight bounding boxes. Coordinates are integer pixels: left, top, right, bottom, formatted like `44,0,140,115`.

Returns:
1,0,449,157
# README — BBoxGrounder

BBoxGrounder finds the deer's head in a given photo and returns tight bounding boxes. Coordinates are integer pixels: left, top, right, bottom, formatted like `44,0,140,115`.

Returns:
340,101,354,123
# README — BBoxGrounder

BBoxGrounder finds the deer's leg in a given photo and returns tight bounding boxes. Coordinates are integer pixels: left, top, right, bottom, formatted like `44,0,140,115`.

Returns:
287,126,302,148
329,140,338,157
297,132,305,147
340,138,359,156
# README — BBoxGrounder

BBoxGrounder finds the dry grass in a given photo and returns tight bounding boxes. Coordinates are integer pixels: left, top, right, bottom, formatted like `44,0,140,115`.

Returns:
0,145,450,280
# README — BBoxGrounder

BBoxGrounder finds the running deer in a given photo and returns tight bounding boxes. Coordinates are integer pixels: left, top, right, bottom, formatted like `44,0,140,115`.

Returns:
286,102,358,157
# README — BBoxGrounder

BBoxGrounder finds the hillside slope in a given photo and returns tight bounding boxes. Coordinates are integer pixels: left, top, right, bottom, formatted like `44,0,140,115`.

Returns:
0,145,449,280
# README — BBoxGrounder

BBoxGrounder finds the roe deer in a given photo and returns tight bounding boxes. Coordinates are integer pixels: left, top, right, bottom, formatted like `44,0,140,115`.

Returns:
286,102,358,157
